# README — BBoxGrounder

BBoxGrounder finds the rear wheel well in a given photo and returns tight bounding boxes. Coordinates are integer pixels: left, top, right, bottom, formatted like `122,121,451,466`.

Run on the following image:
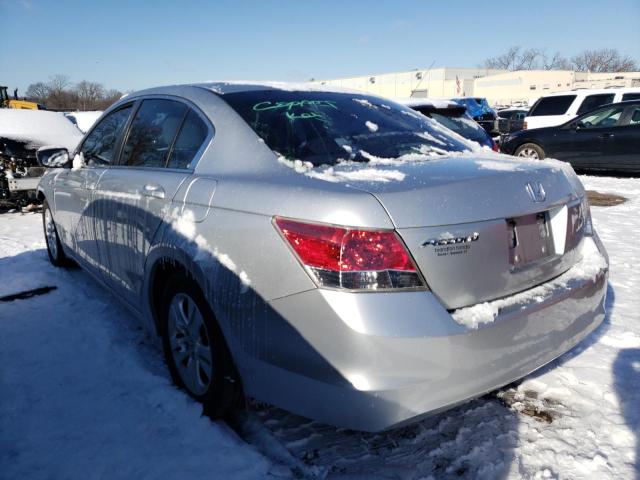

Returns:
149,259,193,334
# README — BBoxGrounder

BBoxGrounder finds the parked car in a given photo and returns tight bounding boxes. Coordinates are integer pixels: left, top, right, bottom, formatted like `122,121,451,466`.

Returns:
524,87,640,130
449,97,497,133
0,110,82,209
501,100,640,173
400,98,498,150
37,83,608,432
495,108,528,135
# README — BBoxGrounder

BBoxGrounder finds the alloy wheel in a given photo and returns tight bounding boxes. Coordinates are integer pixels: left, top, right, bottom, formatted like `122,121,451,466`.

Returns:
167,293,214,396
44,208,58,259
517,147,540,159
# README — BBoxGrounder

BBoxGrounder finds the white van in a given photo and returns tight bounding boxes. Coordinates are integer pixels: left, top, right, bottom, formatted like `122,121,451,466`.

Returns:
524,87,640,130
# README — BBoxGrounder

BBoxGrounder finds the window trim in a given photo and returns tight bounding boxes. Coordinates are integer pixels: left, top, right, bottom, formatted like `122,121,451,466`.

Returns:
110,94,214,173
619,104,640,127
75,102,136,168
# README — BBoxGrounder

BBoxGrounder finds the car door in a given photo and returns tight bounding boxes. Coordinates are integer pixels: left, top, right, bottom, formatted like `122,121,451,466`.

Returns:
93,98,211,306
53,104,133,267
603,104,640,172
570,104,625,170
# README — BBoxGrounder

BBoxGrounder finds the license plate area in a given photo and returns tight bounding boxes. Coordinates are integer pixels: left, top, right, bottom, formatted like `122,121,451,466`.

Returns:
507,211,554,268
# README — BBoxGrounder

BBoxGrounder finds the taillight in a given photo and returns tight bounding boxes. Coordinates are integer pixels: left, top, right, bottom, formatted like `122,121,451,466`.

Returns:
491,139,499,152
274,217,426,291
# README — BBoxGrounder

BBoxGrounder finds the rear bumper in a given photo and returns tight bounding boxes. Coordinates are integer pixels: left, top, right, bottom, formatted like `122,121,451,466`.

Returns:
237,236,608,432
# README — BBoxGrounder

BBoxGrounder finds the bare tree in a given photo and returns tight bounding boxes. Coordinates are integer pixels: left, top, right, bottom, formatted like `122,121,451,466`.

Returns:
75,80,106,110
483,46,522,70
96,89,124,110
25,82,50,104
515,48,541,70
45,75,74,110
541,51,572,70
572,48,638,72
483,46,637,73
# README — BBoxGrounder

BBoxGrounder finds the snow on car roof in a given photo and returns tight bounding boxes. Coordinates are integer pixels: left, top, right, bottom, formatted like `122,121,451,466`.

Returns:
194,81,363,95
0,110,83,151
395,98,460,109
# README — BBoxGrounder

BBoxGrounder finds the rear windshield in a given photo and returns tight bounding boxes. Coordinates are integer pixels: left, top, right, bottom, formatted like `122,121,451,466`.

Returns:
528,95,576,116
221,91,469,166
428,112,488,143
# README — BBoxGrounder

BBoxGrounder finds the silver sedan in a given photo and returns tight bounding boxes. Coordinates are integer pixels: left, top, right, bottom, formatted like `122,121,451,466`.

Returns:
36,83,608,432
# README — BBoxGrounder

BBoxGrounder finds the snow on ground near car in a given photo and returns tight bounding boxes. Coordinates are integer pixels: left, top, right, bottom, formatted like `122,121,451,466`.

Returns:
65,111,103,133
0,175,638,479
0,110,83,152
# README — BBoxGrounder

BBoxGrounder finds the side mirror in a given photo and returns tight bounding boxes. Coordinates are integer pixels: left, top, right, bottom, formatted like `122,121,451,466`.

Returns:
37,147,70,168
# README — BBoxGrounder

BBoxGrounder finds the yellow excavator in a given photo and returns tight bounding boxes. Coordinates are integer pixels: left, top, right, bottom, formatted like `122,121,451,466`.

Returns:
0,86,42,109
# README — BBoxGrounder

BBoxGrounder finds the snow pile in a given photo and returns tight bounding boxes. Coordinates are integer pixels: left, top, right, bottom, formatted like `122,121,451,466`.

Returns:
364,120,379,132
65,111,102,133
0,215,270,479
307,167,405,183
475,158,528,172
452,236,608,329
0,110,83,151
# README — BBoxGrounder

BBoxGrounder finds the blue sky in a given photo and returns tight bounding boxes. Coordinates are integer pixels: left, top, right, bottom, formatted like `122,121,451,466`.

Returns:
1,0,639,93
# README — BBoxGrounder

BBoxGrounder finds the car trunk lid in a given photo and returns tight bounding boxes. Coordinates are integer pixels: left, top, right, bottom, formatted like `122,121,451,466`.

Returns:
343,155,586,309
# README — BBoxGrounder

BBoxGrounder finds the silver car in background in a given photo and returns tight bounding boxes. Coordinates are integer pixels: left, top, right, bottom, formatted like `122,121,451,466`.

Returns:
36,83,609,432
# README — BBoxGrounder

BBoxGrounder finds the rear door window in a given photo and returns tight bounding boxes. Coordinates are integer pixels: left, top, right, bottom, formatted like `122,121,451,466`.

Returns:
622,93,640,101
576,94,615,115
167,109,209,169
121,99,188,168
80,105,132,166
624,106,640,125
528,95,576,116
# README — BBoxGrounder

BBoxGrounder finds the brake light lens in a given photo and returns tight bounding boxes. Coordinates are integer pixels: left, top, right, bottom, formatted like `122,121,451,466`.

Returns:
491,139,499,152
274,217,425,290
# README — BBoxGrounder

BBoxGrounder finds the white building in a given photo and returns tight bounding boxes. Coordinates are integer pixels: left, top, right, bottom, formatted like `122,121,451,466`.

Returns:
315,68,640,106
315,67,506,100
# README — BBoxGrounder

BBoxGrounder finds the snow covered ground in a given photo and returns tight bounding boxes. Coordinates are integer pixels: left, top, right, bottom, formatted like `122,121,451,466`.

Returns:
0,175,638,479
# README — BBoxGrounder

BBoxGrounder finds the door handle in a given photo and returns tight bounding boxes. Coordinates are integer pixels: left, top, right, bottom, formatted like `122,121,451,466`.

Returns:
141,183,165,199
599,133,614,139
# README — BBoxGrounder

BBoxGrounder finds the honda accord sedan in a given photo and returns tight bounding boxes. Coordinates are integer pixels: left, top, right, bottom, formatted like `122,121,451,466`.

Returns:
36,82,608,432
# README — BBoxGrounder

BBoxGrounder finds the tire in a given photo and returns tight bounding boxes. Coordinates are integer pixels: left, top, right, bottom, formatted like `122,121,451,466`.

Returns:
42,199,68,267
515,143,545,160
159,273,243,419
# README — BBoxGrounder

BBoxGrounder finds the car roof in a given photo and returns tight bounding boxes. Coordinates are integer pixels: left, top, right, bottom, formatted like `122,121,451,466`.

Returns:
195,81,363,95
395,97,462,111
541,86,640,97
